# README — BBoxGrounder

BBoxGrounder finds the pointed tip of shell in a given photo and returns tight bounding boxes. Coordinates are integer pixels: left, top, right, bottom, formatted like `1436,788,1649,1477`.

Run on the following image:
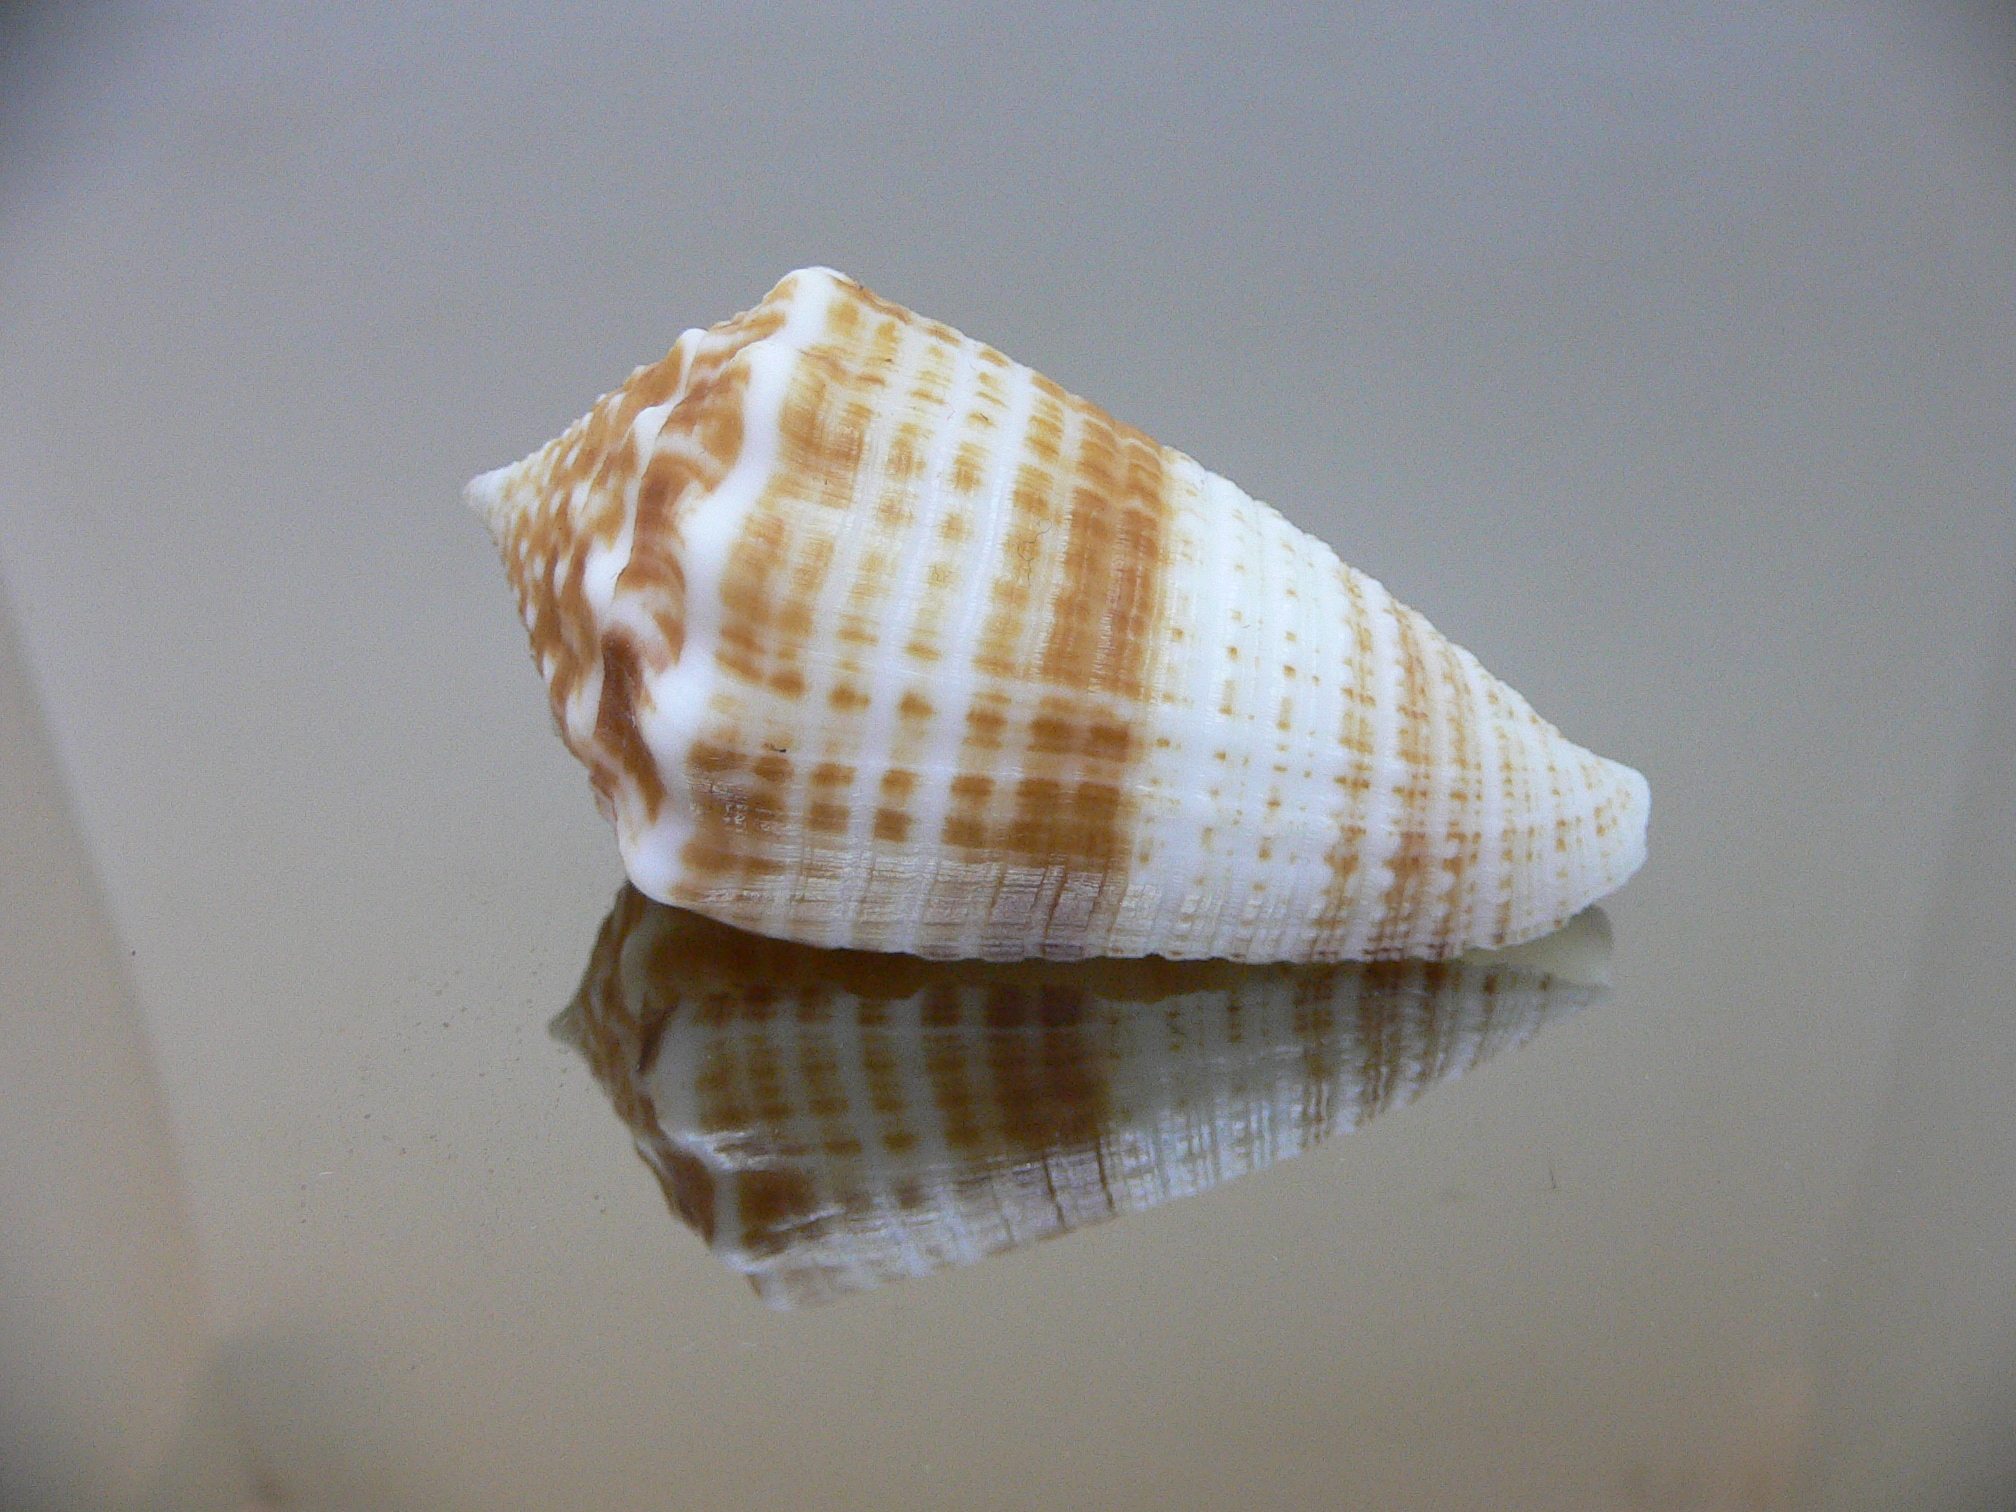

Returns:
1607,755,1653,886
1569,751,1649,939
463,462,518,542
547,999,585,1049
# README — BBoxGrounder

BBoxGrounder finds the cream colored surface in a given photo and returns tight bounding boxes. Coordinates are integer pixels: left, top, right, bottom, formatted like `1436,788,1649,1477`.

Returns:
1,4,2013,1509
1806,585,2016,1509
0,582,252,1510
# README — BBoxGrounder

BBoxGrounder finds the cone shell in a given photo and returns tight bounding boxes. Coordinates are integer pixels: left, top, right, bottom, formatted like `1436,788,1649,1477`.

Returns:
470,268,1648,961
556,886,1610,1307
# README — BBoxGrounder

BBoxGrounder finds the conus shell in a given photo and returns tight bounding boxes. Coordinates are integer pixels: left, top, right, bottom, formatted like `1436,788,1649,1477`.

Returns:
470,268,1648,961
555,886,1610,1308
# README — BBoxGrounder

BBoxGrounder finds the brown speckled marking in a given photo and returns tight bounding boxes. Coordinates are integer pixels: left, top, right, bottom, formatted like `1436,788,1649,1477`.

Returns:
715,509,791,686
942,774,993,850
972,460,1061,680
493,290,791,816
859,1017,914,1156
592,634,668,820
1434,638,1484,947
965,697,1009,751
987,985,1113,1225
1043,423,1167,703
921,986,984,1152
721,300,902,827
1292,972,1340,1137
634,273,1177,948
1367,603,1439,957
679,742,787,881
1309,570,1381,952
902,398,1010,674
532,271,1176,954
875,767,917,841
688,1000,830,1260
936,395,1172,956
1489,684,1526,943
950,443,987,493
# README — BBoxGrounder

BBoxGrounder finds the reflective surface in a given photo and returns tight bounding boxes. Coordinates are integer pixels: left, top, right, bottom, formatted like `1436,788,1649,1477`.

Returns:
562,890,1609,1307
3,5,2014,1510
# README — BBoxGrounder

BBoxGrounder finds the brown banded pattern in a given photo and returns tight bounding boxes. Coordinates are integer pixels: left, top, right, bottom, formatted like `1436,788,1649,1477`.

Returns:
469,268,1649,961
552,887,1612,1307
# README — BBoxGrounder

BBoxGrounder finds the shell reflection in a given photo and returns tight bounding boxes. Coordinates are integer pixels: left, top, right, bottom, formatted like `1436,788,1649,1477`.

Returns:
555,887,1611,1307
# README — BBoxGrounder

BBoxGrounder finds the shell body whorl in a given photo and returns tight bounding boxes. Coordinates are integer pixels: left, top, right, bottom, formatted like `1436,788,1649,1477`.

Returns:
471,268,1648,961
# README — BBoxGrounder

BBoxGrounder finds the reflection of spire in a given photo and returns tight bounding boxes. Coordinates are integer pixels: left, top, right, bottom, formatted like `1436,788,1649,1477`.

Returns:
554,888,1612,1308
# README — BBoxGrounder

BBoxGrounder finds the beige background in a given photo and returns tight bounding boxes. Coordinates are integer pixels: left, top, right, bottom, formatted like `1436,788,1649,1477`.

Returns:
2,3,2014,1508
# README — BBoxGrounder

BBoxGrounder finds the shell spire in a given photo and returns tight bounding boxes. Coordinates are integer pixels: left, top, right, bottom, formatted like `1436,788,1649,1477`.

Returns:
471,268,1649,962
462,463,516,541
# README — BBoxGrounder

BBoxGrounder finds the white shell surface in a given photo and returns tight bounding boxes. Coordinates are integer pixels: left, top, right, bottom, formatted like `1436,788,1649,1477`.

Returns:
556,888,1611,1308
470,268,1648,961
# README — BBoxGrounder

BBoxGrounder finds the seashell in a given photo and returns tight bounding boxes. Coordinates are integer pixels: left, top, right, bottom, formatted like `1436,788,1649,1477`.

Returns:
554,885,1612,1308
469,268,1648,961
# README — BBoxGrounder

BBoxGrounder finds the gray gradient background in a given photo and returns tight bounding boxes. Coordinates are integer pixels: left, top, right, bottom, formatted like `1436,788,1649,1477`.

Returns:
3,3,2014,1508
